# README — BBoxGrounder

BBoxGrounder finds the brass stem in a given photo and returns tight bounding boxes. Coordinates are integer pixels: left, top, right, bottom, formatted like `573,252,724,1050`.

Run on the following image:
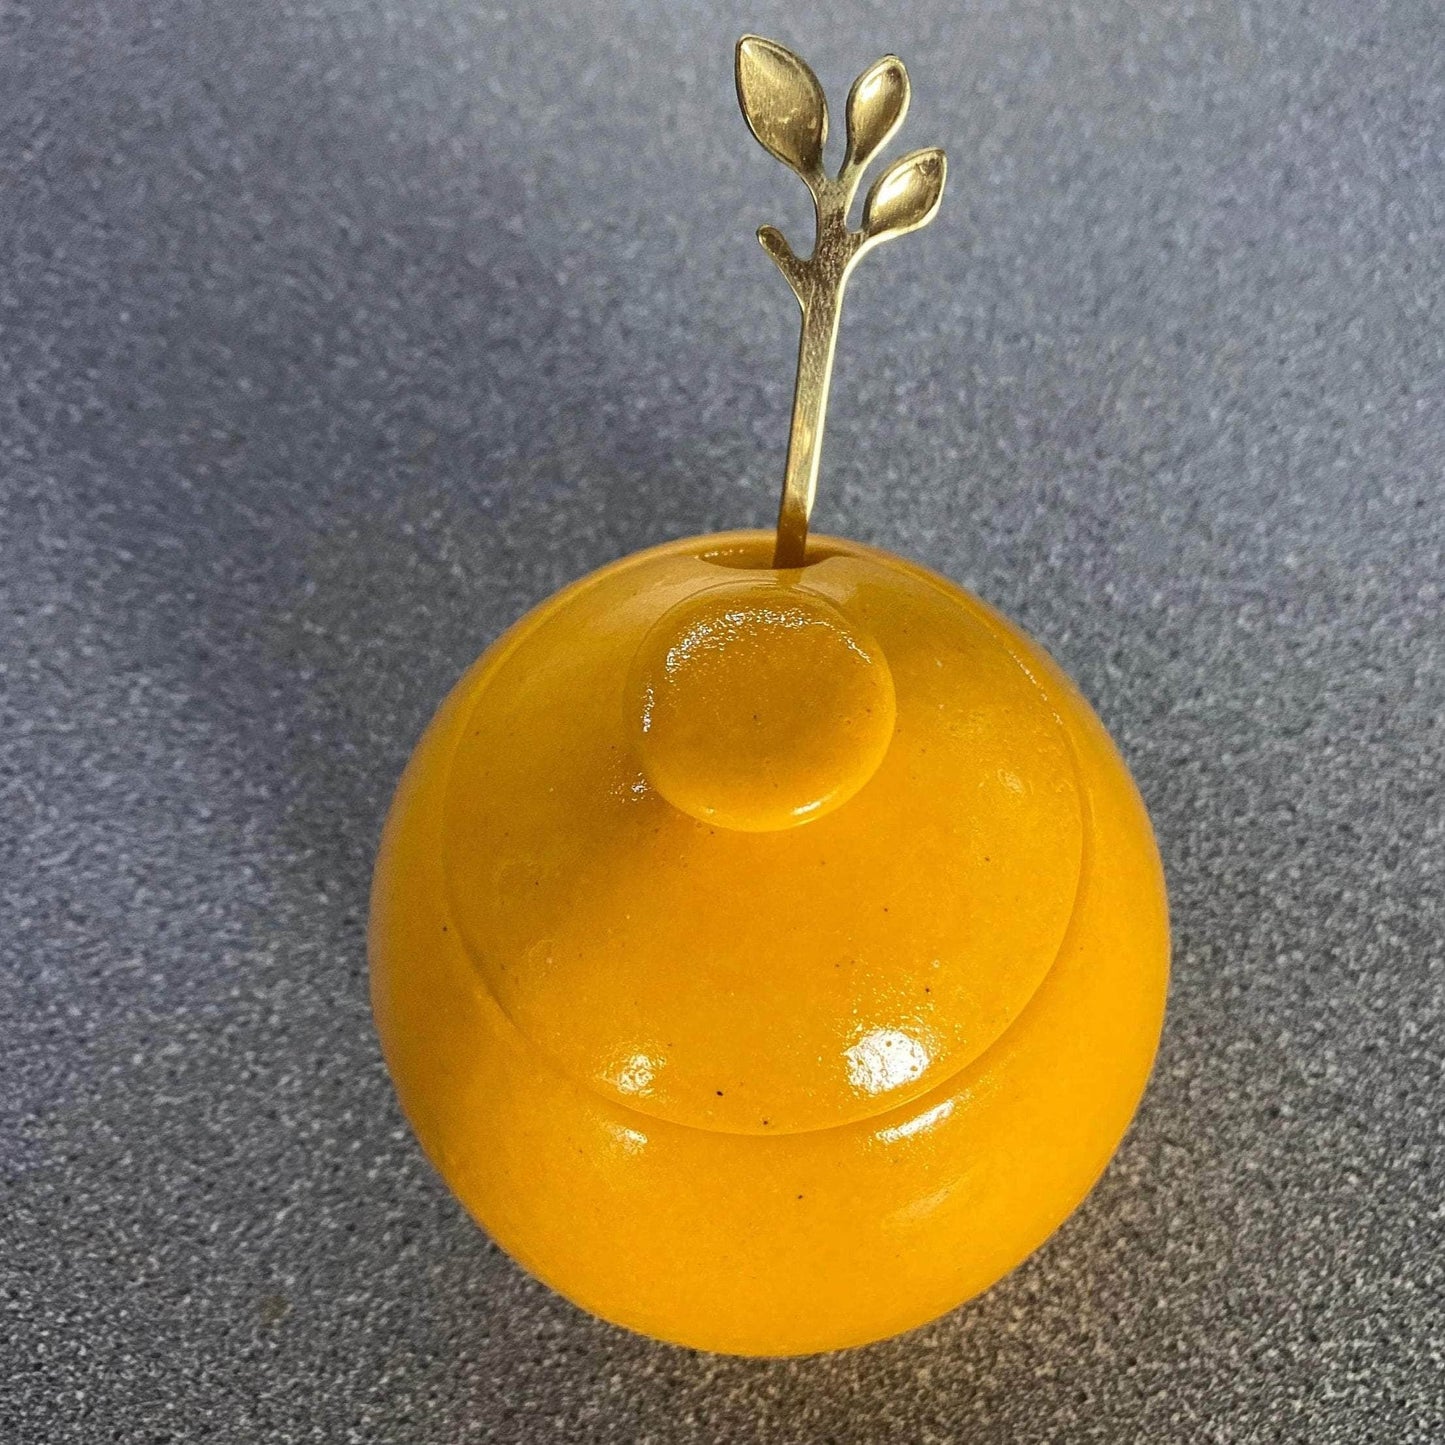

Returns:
780,199,855,569
775,290,841,569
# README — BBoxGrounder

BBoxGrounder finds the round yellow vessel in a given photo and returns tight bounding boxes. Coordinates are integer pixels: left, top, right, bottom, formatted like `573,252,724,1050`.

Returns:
370,530,1169,1355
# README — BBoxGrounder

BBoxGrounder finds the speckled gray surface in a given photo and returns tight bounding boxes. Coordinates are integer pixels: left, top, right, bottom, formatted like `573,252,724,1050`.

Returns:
2,0,1442,1440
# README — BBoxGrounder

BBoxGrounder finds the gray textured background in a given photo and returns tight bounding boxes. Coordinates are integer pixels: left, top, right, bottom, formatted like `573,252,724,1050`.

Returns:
3,1,1442,1440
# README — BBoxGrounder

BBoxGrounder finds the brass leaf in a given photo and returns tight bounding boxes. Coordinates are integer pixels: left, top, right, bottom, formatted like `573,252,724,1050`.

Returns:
736,35,828,179
845,56,909,170
862,147,947,240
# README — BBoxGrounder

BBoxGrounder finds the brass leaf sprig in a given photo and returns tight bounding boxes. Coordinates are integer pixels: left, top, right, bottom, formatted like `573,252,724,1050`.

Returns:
736,35,947,568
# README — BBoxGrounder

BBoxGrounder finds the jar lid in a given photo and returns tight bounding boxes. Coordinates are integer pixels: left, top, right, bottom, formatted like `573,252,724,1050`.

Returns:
440,533,1082,1135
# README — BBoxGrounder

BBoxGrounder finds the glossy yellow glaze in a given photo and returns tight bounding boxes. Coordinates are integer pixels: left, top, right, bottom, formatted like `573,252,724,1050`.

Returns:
629,580,896,832
370,531,1169,1355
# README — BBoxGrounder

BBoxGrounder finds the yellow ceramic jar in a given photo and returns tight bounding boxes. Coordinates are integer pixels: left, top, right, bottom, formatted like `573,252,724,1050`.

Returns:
370,530,1169,1356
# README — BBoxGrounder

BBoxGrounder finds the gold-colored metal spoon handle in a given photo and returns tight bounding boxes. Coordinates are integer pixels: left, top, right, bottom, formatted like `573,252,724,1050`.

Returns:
736,36,947,569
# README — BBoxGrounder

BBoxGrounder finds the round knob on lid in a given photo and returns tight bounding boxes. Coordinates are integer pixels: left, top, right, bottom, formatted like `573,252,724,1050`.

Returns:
628,579,896,832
